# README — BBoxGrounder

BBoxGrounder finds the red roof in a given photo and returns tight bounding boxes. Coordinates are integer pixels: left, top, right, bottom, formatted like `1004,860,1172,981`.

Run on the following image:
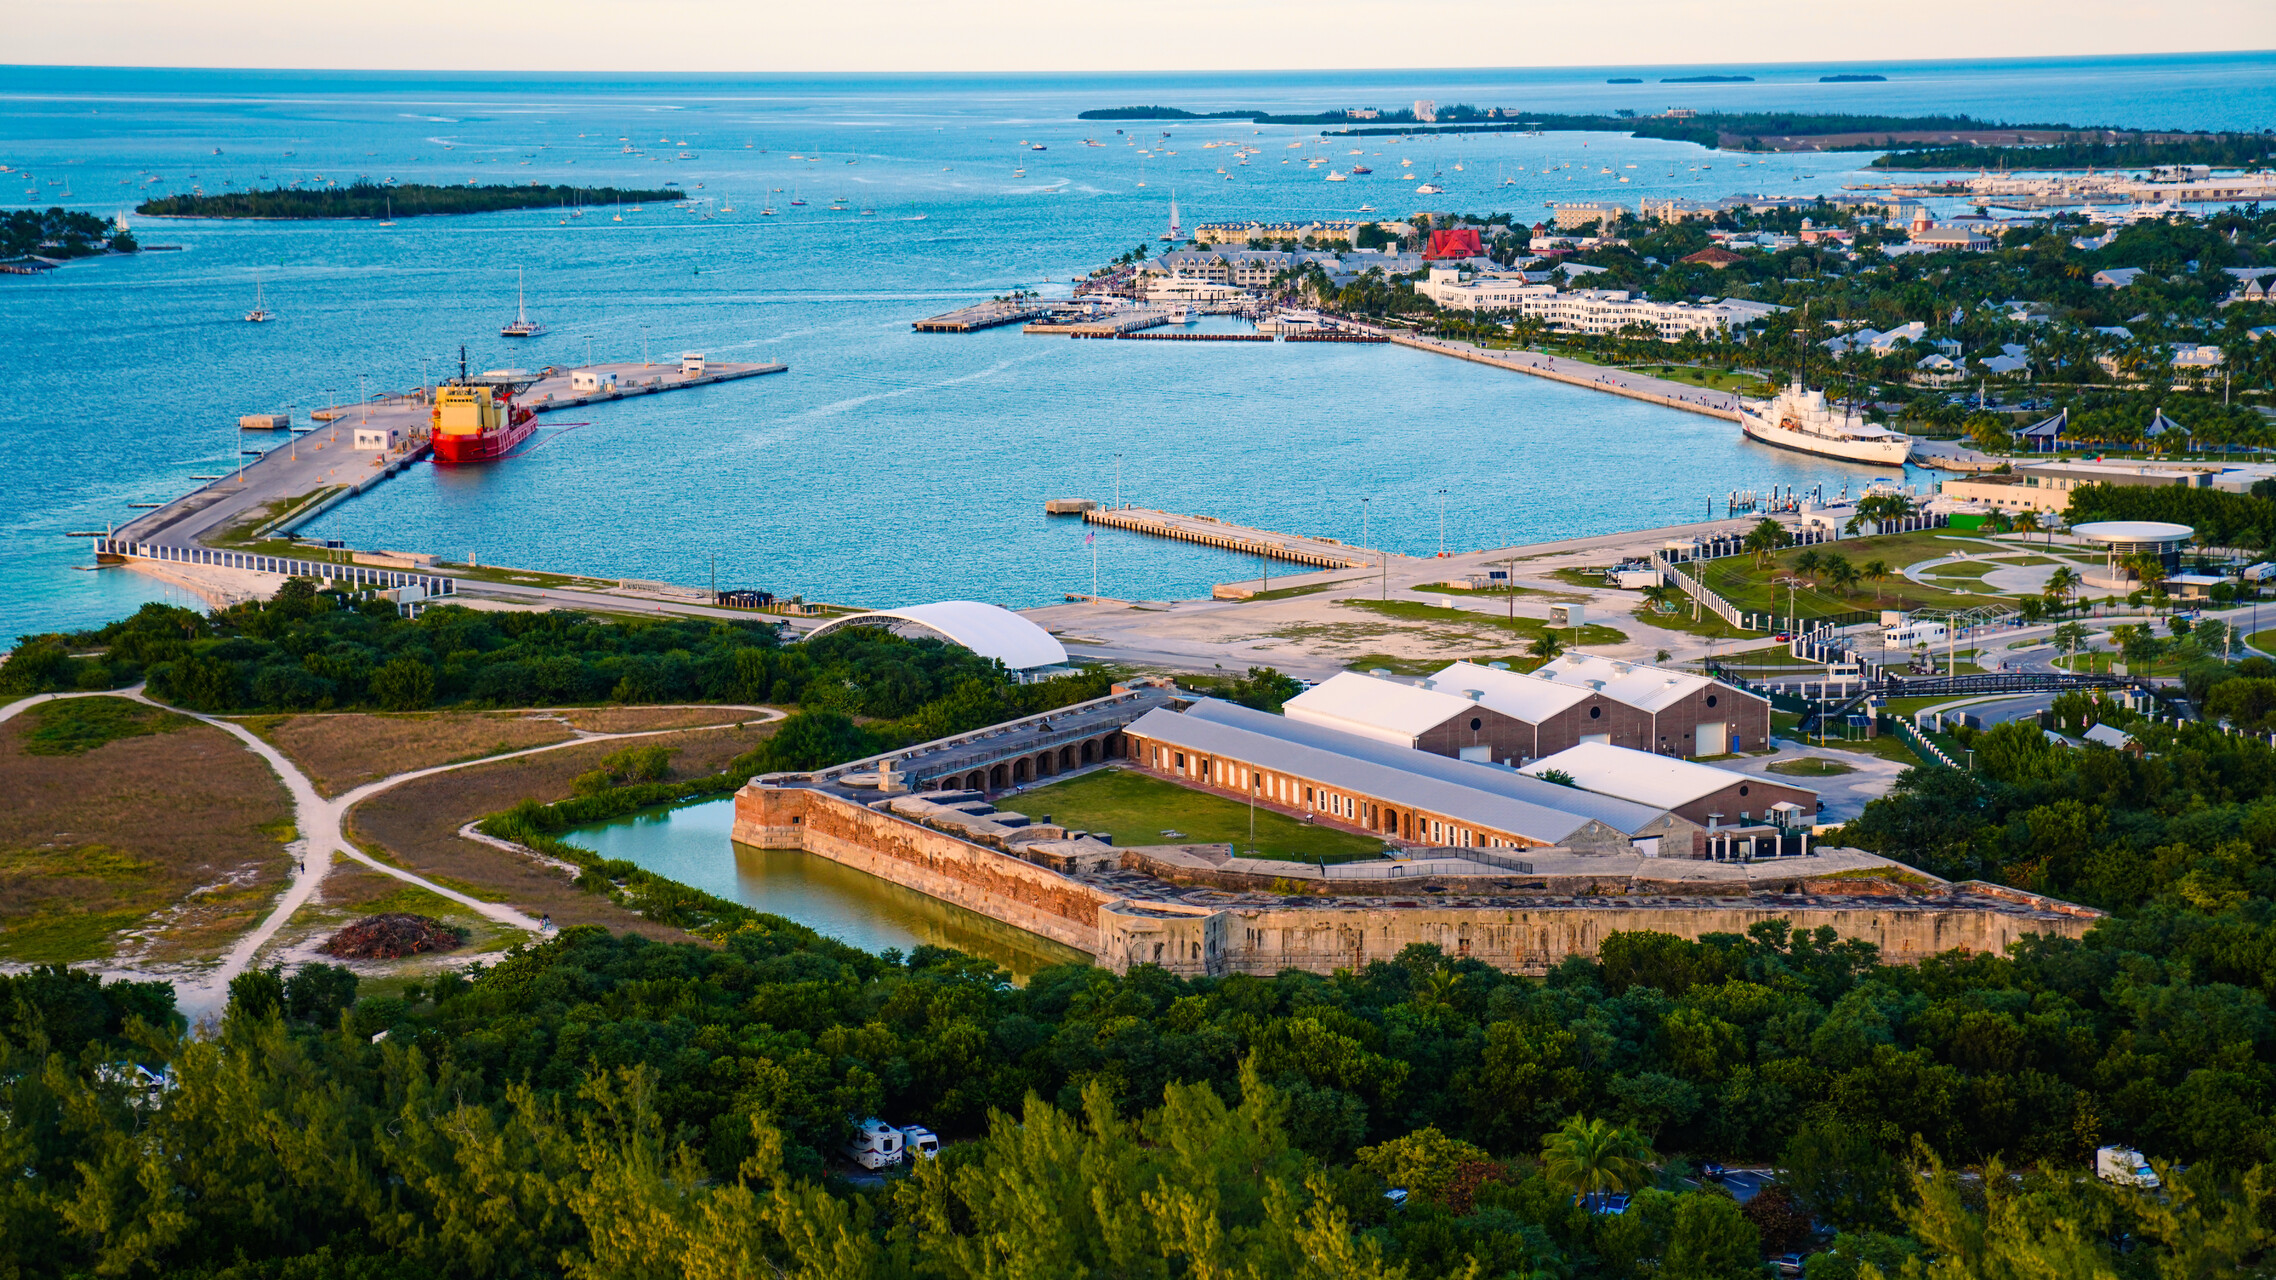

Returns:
1426,228,1484,260
1681,247,1744,267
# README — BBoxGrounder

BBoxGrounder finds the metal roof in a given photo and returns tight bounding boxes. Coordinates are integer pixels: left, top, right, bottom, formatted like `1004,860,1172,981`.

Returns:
1124,706,1622,847
804,601,1069,671
2072,521,2193,545
1184,699,1673,836
1282,671,1476,743
1522,742,1816,810
1516,653,1722,715
1430,659,1591,722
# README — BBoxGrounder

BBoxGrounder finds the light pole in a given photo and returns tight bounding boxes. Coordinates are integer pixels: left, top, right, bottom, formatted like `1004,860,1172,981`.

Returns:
1436,488,1448,558
1114,452,1123,509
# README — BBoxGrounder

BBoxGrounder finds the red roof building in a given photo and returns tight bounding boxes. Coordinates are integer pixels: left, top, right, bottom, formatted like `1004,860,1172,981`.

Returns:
1426,227,1484,260
1680,247,1744,268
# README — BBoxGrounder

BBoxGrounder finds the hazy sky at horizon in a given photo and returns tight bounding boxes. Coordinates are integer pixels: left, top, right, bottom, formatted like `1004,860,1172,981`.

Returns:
17,1,2276,73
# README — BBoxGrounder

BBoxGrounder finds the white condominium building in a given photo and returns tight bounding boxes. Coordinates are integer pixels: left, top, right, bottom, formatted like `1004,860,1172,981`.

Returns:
1415,271,1779,339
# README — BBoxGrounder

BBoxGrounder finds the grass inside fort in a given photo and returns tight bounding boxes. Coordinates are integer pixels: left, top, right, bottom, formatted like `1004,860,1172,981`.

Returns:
1011,768,1392,863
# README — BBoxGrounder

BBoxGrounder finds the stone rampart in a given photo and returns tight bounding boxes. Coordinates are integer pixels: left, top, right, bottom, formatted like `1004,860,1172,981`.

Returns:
1095,897,2101,978
733,785,1113,955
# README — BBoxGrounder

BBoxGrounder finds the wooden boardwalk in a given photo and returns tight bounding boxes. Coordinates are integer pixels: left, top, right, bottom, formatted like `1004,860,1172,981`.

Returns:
914,301,1054,332
1083,506,1373,569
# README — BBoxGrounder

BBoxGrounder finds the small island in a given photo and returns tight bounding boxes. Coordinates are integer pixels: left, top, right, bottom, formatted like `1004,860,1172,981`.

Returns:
1821,73,1889,83
135,181,682,220
3,208,136,264
1606,77,1643,84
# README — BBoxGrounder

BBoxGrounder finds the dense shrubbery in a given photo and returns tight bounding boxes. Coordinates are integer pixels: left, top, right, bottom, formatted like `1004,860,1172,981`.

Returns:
10,913,2275,1277
5,579,1114,732
1,206,134,259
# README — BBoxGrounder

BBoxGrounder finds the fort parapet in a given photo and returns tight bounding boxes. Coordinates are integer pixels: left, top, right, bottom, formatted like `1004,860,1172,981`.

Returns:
734,783,2102,976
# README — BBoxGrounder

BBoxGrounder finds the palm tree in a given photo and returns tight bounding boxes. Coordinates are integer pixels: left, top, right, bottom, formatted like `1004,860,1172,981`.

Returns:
2044,565,2081,615
1862,559,1891,601
1540,1115,1657,1205
2015,510,2043,545
1744,517,1788,569
1529,631,1565,661
1826,558,1863,597
1794,549,1823,579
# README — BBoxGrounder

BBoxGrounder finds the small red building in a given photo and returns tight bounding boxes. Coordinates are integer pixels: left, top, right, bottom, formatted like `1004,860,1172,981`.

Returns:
1426,227,1484,260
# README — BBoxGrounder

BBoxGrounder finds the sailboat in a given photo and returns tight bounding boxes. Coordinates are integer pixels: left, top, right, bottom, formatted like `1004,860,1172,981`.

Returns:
1160,187,1180,242
244,277,274,323
500,267,544,338
378,197,395,226
789,189,807,206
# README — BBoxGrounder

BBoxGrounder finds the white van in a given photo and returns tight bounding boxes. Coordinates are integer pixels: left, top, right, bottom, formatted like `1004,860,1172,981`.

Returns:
843,1118,904,1170
901,1124,941,1160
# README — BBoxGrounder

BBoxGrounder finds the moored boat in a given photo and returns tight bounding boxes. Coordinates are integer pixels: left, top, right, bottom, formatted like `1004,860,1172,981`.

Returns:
430,359,540,464
1739,382,1912,466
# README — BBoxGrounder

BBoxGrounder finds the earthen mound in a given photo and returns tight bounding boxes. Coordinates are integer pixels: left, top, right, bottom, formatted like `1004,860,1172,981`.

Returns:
320,913,464,960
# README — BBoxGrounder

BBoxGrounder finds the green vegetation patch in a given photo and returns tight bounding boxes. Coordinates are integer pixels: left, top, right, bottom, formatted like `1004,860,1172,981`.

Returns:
1342,598,1628,645
1768,756,1860,777
1012,768,1391,863
0,843,163,964
19,698,191,756
1346,653,1542,677
138,181,683,220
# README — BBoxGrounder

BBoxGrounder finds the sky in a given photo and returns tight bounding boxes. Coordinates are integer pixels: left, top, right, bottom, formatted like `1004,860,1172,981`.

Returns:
16,1,2276,73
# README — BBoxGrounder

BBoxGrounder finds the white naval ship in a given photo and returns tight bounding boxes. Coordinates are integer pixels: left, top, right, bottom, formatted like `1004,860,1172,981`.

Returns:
1738,381,1913,467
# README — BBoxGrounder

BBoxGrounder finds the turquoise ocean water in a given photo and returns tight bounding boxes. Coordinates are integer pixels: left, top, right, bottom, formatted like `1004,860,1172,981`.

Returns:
5,54,2273,638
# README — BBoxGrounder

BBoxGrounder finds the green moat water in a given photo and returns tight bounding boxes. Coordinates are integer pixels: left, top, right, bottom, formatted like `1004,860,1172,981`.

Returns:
560,797,1089,979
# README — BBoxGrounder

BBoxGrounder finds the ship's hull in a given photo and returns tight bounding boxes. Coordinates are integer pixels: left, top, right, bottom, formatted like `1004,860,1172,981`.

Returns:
432,418,538,464
1740,410,1911,467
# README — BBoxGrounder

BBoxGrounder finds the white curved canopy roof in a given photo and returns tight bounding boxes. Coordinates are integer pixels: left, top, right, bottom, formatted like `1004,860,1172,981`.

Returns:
2072,520,2193,545
806,601,1069,671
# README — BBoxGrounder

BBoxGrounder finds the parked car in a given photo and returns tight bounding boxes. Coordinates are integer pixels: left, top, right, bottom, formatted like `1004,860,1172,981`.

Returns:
843,1117,905,1170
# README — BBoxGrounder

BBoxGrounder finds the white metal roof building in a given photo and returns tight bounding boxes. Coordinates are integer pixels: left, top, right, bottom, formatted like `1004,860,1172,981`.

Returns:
1520,742,1818,827
1182,699,1689,842
1519,653,1711,713
1281,672,1483,747
805,601,1069,676
1122,704,1646,853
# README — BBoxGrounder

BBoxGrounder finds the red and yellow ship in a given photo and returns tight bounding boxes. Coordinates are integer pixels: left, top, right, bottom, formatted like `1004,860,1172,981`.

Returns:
430,365,540,464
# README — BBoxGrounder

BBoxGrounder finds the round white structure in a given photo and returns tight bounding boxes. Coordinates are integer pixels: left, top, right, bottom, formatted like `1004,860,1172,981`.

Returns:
804,601,1070,675
2070,520,2193,553
2071,520,2192,592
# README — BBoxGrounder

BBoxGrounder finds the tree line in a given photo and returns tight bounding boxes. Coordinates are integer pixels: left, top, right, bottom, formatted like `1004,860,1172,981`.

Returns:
136,181,682,220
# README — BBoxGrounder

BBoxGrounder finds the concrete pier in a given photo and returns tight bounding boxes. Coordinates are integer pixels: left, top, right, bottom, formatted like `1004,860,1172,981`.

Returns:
1387,333,1744,421
114,359,787,552
1083,506,1374,569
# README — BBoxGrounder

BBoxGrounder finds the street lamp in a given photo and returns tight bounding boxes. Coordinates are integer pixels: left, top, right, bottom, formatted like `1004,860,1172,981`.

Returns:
1436,487,1449,558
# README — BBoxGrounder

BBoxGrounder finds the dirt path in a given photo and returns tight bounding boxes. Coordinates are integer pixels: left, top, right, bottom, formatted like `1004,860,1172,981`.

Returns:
0,689,784,1024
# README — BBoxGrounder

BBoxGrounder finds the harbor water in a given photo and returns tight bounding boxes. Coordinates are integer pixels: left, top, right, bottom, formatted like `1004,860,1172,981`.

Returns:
6,54,2274,637
558,796,1090,979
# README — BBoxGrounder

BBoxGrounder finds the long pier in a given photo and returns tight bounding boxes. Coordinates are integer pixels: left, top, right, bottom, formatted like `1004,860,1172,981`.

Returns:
1082,506,1372,569
111,359,788,554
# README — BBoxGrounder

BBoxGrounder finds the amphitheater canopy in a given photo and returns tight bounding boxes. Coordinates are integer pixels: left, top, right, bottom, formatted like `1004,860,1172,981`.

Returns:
805,601,1070,673
2071,520,2192,553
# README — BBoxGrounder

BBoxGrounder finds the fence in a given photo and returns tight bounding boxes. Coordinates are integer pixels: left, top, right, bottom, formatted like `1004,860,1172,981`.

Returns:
99,540,458,598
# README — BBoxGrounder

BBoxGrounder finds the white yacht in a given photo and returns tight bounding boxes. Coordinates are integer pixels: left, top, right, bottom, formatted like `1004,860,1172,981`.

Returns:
1738,382,1912,467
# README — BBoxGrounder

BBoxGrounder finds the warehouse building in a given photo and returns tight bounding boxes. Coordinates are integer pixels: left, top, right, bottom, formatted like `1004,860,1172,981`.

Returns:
1282,656,1768,764
1520,742,1819,828
1121,701,1686,854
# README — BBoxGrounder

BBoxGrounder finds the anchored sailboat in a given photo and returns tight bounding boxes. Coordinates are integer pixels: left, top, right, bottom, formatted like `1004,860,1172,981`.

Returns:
244,277,273,323
1161,188,1180,242
500,266,544,338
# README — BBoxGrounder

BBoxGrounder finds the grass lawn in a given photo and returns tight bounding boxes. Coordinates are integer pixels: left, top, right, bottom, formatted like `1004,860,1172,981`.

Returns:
1240,577,1371,603
1010,769,1391,863
1696,530,2006,617
2251,630,2276,656
1418,583,1590,603
1342,598,1628,646
1768,756,1858,777
1622,363,1764,394
1347,652,1543,677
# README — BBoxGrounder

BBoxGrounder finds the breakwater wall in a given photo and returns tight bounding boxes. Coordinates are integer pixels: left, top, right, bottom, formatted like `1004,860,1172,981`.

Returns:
1386,334,1743,422
734,785,2100,976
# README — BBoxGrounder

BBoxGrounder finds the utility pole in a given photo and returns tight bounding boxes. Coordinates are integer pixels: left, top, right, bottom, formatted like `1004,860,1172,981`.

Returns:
1437,487,1448,558
1114,453,1123,509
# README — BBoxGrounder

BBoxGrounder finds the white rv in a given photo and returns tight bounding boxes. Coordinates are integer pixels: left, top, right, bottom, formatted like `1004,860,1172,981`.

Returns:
2095,1145,2159,1189
843,1118,904,1170
901,1124,941,1160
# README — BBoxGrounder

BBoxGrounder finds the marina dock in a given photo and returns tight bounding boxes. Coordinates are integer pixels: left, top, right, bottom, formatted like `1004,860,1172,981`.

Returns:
1083,506,1374,569
1055,309,1172,338
913,301,1056,332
